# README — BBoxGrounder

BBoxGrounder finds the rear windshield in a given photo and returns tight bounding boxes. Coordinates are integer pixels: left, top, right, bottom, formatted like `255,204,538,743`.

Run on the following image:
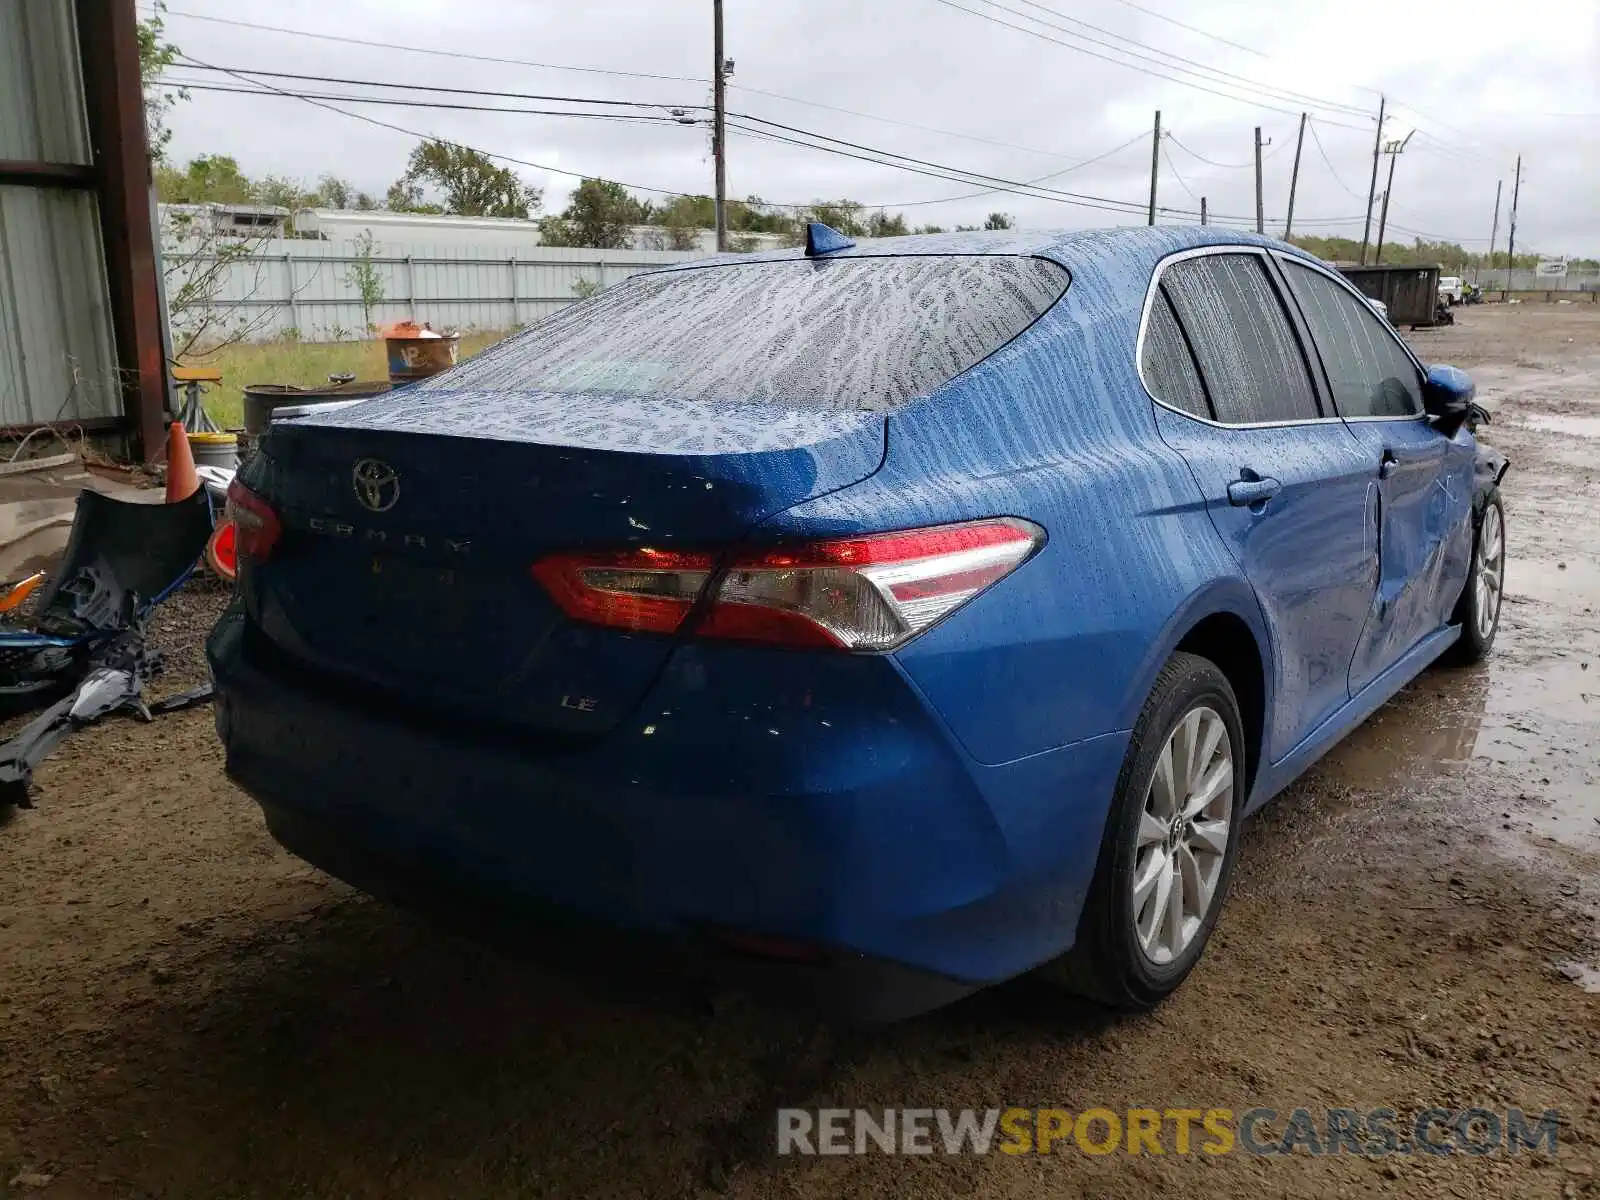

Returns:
417,255,1070,412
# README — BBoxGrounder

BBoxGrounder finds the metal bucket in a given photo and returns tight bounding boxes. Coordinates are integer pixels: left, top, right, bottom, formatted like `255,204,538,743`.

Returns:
241,380,392,438
186,431,239,471
386,333,460,386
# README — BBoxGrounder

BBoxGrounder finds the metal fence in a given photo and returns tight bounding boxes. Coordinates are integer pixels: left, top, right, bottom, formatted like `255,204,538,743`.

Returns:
1473,268,1600,293
161,237,701,344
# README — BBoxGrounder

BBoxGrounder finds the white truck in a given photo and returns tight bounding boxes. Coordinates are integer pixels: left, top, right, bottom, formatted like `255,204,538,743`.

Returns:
1438,275,1464,306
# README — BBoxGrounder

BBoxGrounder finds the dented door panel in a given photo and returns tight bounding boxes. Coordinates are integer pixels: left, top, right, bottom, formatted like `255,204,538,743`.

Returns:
1345,419,1476,693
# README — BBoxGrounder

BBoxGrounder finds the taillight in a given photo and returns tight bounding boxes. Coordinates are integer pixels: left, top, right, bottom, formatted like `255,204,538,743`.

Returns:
533,518,1043,651
223,480,281,565
532,548,713,636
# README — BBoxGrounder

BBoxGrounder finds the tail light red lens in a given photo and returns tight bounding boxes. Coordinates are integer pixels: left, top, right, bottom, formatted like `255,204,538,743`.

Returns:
533,519,1043,651
223,480,282,565
532,548,713,636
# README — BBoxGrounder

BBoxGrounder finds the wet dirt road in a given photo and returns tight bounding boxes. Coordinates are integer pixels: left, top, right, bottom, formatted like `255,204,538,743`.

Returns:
0,305,1596,1199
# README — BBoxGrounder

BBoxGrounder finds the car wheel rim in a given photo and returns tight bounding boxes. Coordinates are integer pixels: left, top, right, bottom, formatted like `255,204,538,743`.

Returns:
1131,706,1234,966
1475,504,1504,641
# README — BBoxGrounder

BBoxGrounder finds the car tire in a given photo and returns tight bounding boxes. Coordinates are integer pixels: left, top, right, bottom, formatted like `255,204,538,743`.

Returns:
1046,651,1246,1010
1444,489,1505,665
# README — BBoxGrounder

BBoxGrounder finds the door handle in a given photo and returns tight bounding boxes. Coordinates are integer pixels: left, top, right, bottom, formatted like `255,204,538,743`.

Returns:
1227,476,1282,507
1379,450,1399,479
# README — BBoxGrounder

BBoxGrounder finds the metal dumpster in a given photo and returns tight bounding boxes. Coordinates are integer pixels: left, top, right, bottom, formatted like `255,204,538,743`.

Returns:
1336,264,1442,328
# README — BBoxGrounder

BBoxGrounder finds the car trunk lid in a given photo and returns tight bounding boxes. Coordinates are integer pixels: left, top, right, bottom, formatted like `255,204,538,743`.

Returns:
241,387,885,735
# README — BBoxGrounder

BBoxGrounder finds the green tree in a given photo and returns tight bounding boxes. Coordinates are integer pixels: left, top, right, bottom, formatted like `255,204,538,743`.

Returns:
731,196,792,234
389,140,541,217
1285,234,1542,273
984,212,1015,230
253,176,309,211
915,224,947,234
302,175,378,211
384,176,443,214
867,210,909,237
136,2,183,162
156,154,254,204
539,178,649,248
806,200,866,236
344,230,385,332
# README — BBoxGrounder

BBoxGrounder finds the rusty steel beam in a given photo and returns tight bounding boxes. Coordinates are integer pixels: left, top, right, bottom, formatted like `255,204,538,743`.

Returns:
0,160,96,189
74,0,167,463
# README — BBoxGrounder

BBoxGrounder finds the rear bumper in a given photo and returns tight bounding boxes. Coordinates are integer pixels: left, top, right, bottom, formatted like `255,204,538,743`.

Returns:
209,610,1128,1007
261,801,976,1022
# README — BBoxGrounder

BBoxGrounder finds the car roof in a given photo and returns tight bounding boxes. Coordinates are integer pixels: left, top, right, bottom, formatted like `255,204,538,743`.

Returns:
656,224,1325,297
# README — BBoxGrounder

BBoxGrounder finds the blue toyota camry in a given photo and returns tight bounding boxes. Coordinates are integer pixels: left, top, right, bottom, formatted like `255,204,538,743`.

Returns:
209,225,1508,1020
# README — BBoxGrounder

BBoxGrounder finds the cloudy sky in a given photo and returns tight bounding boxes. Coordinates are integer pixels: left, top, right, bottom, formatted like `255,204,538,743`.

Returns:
152,0,1599,254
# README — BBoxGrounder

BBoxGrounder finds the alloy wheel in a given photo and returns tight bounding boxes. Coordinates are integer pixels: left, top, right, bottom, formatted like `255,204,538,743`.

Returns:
1474,504,1504,641
1130,706,1234,966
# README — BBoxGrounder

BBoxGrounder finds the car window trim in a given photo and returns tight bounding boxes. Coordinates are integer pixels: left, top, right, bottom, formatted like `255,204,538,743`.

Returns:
1269,250,1430,425
1144,283,1218,421
1135,244,1338,430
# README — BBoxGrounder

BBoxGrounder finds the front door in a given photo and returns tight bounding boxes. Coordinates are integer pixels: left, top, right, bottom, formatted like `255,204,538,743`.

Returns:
1273,256,1476,692
1142,250,1376,763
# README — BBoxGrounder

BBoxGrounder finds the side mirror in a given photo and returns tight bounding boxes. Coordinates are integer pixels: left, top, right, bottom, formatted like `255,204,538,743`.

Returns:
1423,365,1486,435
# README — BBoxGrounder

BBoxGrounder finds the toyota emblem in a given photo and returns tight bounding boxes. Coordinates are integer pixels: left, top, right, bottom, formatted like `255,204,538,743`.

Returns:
352,458,400,512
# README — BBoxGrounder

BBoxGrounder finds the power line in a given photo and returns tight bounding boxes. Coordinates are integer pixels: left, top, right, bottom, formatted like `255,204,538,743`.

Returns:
892,130,1151,207
1307,119,1367,200
730,84,1130,164
1164,131,1253,169
729,114,1367,227
167,51,707,198
725,121,1152,217
728,112,1264,218
1161,146,1201,201
148,7,703,84
151,5,1134,175
165,53,1413,231
167,62,706,111
928,0,1371,128
992,0,1372,118
156,79,702,127
164,53,1125,215
1096,0,1270,59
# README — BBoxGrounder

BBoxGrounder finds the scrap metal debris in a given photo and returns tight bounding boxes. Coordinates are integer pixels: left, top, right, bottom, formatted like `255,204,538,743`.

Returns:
0,488,214,807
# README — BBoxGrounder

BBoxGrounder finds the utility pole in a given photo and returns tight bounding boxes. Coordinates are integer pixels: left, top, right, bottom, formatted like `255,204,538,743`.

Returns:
1148,109,1160,226
1360,94,1386,265
1505,154,1522,294
1200,196,1208,226
1374,178,1393,264
1253,126,1265,234
1483,179,1502,286
712,0,728,252
1283,112,1307,239
1373,131,1413,265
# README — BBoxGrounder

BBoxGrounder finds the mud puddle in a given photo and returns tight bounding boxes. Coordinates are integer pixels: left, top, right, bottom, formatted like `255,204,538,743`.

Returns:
1523,412,1600,439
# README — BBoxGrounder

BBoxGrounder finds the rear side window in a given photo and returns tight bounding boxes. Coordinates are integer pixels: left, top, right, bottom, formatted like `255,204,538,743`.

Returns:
1161,254,1320,425
1140,289,1211,419
1280,260,1423,418
418,256,1070,412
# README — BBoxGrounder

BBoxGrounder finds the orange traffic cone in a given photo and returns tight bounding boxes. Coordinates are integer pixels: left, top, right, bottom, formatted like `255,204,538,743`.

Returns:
165,420,199,503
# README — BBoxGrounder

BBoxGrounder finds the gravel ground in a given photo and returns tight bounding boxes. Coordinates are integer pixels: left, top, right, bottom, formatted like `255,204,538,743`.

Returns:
0,304,1596,1199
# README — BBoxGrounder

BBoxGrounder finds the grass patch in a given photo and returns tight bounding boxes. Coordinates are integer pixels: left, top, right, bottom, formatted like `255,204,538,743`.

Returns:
184,332,512,428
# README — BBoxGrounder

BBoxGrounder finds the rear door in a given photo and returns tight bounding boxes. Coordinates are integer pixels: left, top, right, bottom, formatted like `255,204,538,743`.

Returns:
1144,249,1376,762
1275,255,1473,691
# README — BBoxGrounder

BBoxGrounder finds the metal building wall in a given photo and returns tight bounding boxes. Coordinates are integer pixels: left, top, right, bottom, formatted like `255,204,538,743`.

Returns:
0,0,121,428
161,239,699,343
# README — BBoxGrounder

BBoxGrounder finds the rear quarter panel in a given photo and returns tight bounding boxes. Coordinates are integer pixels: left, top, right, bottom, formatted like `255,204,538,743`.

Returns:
757,257,1268,768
